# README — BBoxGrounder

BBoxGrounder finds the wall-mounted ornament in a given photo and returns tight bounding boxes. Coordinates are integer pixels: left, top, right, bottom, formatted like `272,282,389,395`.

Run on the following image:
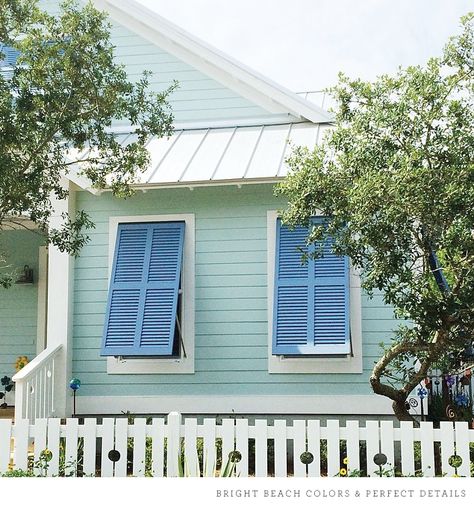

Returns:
15,265,33,284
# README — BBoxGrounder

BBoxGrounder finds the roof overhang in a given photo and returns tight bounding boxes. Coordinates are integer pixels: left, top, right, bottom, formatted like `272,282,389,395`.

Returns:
66,121,328,194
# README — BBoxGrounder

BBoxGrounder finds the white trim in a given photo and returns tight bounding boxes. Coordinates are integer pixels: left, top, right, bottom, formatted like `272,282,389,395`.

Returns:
266,210,363,373
36,246,48,355
92,0,332,123
109,115,305,134
46,179,75,417
77,394,393,415
106,213,195,374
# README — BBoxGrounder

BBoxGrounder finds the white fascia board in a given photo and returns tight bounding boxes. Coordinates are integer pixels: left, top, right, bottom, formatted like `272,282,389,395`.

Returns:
63,170,100,195
92,0,332,124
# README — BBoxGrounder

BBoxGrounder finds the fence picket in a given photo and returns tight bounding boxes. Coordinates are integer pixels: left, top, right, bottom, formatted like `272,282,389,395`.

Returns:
184,418,199,477
220,418,235,477
64,418,79,476
380,421,395,473
235,418,249,477
293,419,306,478
254,419,268,478
419,422,435,477
326,420,340,477
399,421,415,477
306,420,321,477
151,418,165,477
202,418,217,477
82,418,97,477
345,420,360,473
12,419,29,471
132,418,147,477
365,421,379,477
33,418,47,476
46,418,60,476
0,419,12,474
166,412,181,477
273,420,287,477
114,417,129,478
454,422,470,478
100,418,115,477
439,422,455,476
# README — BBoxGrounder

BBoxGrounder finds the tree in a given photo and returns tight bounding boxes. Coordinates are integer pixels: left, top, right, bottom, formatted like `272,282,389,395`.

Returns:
0,0,175,286
276,14,474,421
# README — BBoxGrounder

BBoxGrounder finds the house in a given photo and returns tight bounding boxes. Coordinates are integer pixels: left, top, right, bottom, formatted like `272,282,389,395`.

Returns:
0,0,400,421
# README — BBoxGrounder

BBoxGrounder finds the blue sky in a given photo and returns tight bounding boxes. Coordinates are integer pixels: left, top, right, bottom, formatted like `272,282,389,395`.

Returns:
136,0,473,92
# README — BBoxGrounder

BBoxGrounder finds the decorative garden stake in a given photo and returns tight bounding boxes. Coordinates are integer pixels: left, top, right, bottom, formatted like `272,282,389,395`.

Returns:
69,378,81,417
373,453,388,476
417,386,428,421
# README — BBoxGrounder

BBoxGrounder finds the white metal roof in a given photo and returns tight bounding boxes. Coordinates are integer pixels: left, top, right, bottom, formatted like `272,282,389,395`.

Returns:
126,121,329,186
68,123,330,193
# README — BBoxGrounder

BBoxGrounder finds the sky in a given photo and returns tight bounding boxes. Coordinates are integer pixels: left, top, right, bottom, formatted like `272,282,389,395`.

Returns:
136,0,473,93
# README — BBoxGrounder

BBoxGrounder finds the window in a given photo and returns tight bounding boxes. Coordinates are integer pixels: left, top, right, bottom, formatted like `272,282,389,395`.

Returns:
104,214,195,374
267,211,362,373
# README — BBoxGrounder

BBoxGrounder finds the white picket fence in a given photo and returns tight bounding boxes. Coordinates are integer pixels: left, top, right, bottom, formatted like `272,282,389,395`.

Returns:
0,414,472,477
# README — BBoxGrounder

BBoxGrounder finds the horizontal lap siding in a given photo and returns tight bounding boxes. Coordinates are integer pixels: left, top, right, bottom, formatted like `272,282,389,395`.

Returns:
109,24,272,123
38,2,276,123
72,184,400,398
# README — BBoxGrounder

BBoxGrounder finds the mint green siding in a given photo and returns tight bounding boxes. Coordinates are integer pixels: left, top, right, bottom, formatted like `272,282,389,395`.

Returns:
72,184,398,398
39,1,275,124
0,231,44,382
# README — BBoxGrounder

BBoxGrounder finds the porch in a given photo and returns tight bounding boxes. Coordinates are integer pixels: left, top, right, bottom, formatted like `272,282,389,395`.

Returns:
0,228,47,410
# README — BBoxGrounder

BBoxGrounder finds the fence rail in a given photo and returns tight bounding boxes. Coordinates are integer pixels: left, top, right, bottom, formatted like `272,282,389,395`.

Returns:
0,414,473,477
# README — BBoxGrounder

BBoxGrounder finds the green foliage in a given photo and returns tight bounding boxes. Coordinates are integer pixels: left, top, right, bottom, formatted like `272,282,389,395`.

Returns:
277,13,474,419
0,0,175,283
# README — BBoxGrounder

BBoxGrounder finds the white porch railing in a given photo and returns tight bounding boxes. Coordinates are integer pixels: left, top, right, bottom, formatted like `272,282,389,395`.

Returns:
0,414,472,477
12,344,64,421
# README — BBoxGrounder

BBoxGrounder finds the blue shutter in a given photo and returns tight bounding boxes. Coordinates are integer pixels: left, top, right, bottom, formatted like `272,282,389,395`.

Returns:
272,218,350,355
0,45,20,67
101,221,185,356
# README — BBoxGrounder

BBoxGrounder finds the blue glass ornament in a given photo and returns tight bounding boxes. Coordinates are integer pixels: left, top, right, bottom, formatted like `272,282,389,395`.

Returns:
69,378,81,391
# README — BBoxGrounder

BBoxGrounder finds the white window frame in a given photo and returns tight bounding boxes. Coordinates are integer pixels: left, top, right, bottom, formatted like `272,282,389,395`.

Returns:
267,210,362,373
106,213,195,374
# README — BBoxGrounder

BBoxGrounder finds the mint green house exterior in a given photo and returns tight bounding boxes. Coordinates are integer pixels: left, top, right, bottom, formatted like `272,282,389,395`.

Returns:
2,0,401,419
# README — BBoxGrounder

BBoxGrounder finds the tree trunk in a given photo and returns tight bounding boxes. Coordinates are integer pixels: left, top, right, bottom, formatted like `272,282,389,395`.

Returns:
392,399,418,425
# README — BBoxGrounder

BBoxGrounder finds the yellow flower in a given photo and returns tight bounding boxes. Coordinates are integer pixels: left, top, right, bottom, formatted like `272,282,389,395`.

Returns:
339,468,347,476
343,457,348,465
14,356,28,372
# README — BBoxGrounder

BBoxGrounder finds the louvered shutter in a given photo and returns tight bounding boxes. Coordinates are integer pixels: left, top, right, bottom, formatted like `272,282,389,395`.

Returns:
272,218,350,355
0,45,20,67
101,221,185,356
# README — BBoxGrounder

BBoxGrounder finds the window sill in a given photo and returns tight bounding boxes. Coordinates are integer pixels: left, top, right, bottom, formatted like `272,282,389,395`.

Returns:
268,352,362,374
106,355,194,374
